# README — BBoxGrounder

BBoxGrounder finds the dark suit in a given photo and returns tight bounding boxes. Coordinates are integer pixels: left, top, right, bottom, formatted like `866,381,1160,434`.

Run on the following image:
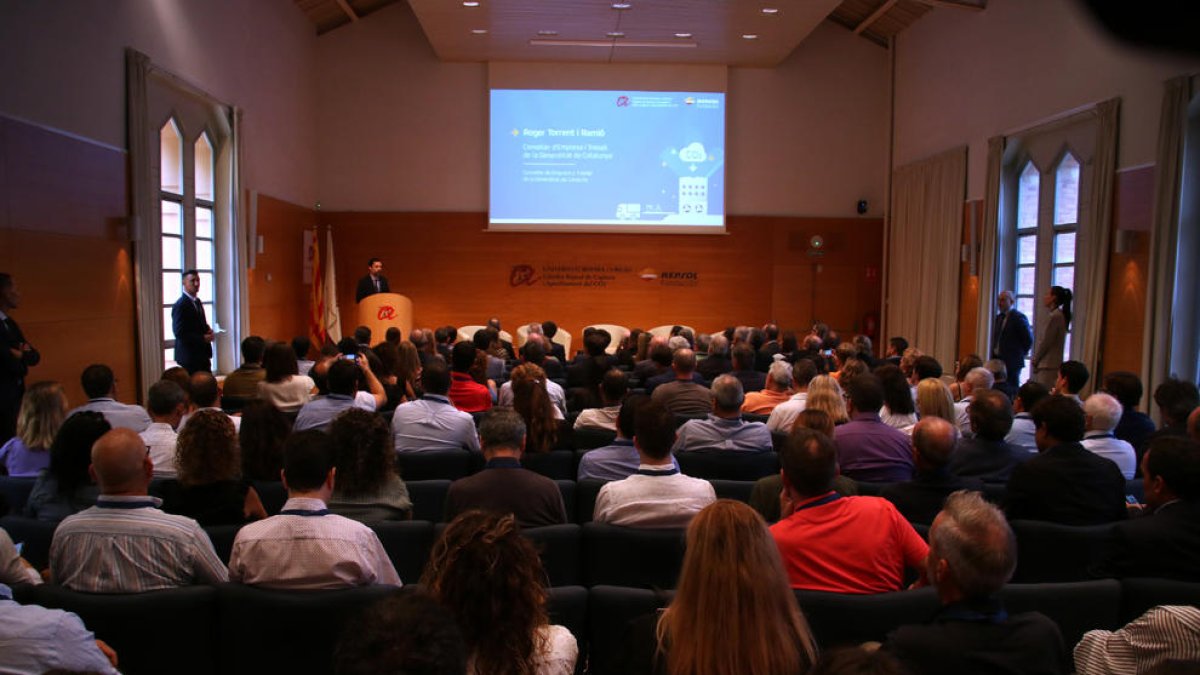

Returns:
1,313,40,442
879,469,985,525
948,437,1030,483
992,308,1033,384
172,294,212,374
1005,442,1127,525
354,274,389,303
1101,500,1200,581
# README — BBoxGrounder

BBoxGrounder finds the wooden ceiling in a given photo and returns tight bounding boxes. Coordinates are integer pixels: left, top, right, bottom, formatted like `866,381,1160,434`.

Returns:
294,0,987,62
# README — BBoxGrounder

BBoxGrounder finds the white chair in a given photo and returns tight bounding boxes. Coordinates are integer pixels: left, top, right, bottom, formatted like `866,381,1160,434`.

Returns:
647,324,696,340
584,324,631,355
455,326,512,345
515,324,572,358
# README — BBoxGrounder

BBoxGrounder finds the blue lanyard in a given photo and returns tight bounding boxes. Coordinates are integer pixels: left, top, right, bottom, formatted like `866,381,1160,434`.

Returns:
279,509,330,516
95,500,158,510
793,491,841,513
636,467,680,476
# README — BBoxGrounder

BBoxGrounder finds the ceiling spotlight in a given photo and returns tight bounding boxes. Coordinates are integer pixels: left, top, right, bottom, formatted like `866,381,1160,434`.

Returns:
674,32,693,39
611,2,632,9
761,7,779,15
741,33,758,39
462,1,479,6
471,28,488,35
537,30,558,36
607,31,625,38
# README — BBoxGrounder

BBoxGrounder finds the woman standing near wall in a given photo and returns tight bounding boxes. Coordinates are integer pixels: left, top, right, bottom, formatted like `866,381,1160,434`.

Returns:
1030,286,1072,389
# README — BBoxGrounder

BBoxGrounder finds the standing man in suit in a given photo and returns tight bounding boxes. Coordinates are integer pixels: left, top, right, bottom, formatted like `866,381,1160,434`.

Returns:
992,290,1033,387
0,272,40,442
355,257,389,303
172,269,213,374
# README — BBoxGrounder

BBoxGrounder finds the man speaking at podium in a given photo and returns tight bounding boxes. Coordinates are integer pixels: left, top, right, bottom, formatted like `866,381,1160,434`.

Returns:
355,257,390,303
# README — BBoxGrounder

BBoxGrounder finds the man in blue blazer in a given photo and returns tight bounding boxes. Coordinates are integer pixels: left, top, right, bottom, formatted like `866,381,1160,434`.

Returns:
992,290,1033,387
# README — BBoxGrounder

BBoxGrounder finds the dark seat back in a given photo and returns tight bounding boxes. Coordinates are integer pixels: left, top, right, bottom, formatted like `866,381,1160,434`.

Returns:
406,479,451,522
582,522,685,589
27,584,218,675
1119,577,1200,623
204,523,243,564
587,585,673,675
369,520,436,583
794,587,940,648
523,450,575,480
573,427,617,450
556,479,577,523
0,475,36,514
576,479,607,523
0,514,56,569
675,451,779,480
215,583,398,675
395,450,479,481
524,524,581,586
1010,520,1116,582
709,479,756,503
250,481,288,515
1002,579,1122,649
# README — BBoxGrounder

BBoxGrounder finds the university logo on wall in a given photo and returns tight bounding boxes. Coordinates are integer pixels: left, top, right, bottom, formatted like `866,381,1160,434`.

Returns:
509,264,698,289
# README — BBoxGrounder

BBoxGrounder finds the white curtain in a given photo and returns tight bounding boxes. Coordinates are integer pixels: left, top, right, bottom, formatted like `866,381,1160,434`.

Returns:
886,147,967,370
1077,100,1119,391
974,136,1004,360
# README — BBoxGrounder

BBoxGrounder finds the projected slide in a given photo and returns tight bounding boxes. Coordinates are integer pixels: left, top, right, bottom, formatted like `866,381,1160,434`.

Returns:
490,89,726,232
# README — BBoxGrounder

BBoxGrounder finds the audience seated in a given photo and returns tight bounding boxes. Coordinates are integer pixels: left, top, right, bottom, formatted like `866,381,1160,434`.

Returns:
633,336,671,384
68,363,151,432
391,360,479,453
448,341,493,414
952,367,994,438
810,648,909,675
947,389,1029,483
672,375,772,454
574,369,626,432
23,411,109,522
0,526,41,586
805,375,850,425
750,409,859,523
771,428,927,593
729,344,767,393
238,400,291,481
1099,437,1200,581
423,511,578,675
578,394,671,481
1005,395,1127,525
644,340,704,394
0,380,65,477
258,341,316,412
499,342,567,415
617,500,818,675
767,358,818,433
228,429,401,589
50,428,228,591
696,333,732,381
650,349,711,416
1075,605,1200,675
884,337,908,367
594,402,715,527
222,336,267,400
909,355,944,399
140,380,187,479
987,358,1018,401
876,364,918,431
1006,380,1050,454
882,491,1068,674
294,357,385,432
880,417,982,524
293,335,315,377
182,371,241,432
473,327,507,382
328,409,411,522
742,361,794,415
508,363,561,453
1146,378,1200,456
0,582,119,674
1055,359,1090,404
1102,371,1157,453
444,409,567,528
160,409,267,526
834,375,914,483
1082,393,1138,479
334,588,467,675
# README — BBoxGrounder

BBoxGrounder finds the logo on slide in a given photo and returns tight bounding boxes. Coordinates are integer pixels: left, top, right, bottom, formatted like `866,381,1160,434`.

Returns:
510,265,540,287
616,95,630,108
684,97,695,105
376,306,396,320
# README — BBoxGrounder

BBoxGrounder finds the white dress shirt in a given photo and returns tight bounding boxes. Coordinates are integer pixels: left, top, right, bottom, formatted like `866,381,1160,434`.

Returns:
953,397,973,438
69,398,152,432
139,422,178,477
593,464,716,528
573,405,621,432
767,392,807,433
1006,413,1038,454
1081,430,1137,479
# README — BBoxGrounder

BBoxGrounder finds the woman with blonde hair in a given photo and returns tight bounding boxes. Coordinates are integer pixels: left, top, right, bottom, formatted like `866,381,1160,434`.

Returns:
620,500,818,675
0,381,67,476
422,510,578,675
162,409,267,525
804,375,849,425
509,363,559,454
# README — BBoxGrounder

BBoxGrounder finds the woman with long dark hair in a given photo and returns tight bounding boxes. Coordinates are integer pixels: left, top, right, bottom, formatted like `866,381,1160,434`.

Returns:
422,510,578,675
1031,285,1072,389
23,411,110,521
258,341,316,412
509,363,559,454
328,408,411,521
619,500,818,675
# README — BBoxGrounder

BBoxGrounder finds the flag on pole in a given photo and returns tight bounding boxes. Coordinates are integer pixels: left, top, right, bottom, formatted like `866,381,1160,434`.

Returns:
308,227,326,347
323,227,343,343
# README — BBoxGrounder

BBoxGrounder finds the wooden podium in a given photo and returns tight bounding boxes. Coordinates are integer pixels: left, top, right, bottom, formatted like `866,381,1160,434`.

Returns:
356,293,413,342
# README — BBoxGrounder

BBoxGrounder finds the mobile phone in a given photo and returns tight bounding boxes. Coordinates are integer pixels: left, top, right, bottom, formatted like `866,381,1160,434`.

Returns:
342,354,357,361
1125,495,1140,505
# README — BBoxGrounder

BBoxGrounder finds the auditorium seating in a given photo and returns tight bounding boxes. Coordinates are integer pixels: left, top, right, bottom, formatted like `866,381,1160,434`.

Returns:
405,479,451,522
709,479,756,503
1119,577,1200,622
795,586,940,648
250,480,287,515
581,522,686,589
572,426,617,450
204,523,242,563
369,520,436,583
522,449,576,480
1010,520,1116,583
583,324,630,353
675,450,780,480
0,514,55,569
524,524,582,587
576,478,606,523
0,475,35,515
1002,579,1122,648
395,449,480,480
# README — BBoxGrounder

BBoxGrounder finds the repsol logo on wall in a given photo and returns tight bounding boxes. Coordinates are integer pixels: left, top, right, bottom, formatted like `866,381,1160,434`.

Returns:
660,271,699,286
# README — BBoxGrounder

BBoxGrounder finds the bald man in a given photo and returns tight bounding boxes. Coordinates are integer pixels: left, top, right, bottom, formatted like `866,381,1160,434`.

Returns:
49,428,227,592
879,417,983,524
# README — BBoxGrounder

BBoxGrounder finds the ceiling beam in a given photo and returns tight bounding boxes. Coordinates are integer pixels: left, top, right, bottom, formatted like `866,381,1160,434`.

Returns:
912,0,986,11
854,0,899,35
334,0,359,22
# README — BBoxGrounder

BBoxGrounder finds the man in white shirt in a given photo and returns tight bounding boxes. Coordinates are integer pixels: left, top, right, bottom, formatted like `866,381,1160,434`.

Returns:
1005,381,1050,454
574,368,627,433
767,359,818,433
139,380,187,477
68,364,151,432
180,371,241,432
1081,393,1137,479
593,401,715,527
952,367,994,439
228,430,401,589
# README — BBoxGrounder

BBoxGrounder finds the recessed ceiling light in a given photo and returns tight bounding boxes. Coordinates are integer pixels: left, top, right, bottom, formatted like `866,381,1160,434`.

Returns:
761,7,779,15
537,30,558,36
462,1,479,6
471,29,488,35
607,31,625,38
611,2,632,9
674,32,693,39
742,33,758,40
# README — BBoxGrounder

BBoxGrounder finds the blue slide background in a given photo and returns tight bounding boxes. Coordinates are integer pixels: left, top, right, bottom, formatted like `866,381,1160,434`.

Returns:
490,89,725,228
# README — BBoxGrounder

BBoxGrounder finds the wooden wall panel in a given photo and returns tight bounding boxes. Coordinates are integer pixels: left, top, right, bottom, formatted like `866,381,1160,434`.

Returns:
958,200,983,361
0,116,135,408
247,194,317,343
1101,167,1153,375
320,212,884,344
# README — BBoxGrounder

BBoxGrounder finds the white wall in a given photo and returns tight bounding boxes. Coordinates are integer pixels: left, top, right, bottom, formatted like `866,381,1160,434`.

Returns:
315,3,889,217
0,0,318,207
894,0,1200,200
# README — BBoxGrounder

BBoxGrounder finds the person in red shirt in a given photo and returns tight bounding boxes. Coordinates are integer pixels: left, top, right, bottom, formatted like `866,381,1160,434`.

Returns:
770,428,928,594
447,341,492,413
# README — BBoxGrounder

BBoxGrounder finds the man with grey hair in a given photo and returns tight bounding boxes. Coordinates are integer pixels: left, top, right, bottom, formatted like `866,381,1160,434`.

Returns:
673,374,772,454
697,333,732,381
1081,392,1137,479
992,289,1033,387
952,367,995,438
443,408,566,528
883,491,1068,674
768,358,819,433
879,417,982,524
650,348,711,416
742,360,794,415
